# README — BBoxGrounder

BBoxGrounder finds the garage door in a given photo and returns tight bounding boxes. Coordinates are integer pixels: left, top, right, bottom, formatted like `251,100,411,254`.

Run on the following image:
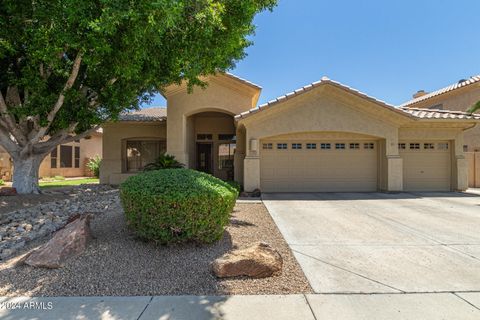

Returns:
260,140,378,192
400,141,451,191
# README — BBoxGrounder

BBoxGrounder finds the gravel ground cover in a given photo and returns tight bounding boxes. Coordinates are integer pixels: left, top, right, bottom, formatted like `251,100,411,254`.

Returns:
0,195,312,296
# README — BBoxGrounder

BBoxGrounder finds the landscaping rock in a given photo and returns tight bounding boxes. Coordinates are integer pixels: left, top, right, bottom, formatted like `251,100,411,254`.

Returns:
212,242,283,278
0,184,119,260
23,215,92,268
0,187,17,196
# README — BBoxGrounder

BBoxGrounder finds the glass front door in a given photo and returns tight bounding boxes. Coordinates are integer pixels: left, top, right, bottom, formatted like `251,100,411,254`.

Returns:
196,143,213,174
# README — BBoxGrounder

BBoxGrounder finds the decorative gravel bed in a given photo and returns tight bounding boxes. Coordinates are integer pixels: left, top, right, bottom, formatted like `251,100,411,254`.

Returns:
0,194,312,296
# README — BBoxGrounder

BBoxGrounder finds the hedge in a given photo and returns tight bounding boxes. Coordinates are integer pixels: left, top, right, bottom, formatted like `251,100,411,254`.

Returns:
120,169,239,244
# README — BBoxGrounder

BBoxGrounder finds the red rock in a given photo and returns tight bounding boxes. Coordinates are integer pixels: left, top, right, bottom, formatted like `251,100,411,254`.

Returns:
0,187,17,196
212,242,283,278
24,215,92,268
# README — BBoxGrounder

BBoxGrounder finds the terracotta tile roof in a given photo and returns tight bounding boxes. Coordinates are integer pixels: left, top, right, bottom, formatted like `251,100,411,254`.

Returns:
224,72,262,90
399,107,480,120
119,107,167,121
400,75,480,107
234,77,480,122
235,77,411,120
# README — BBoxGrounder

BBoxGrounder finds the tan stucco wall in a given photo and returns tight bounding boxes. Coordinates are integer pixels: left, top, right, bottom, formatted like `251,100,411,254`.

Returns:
409,84,480,151
165,77,259,167
100,121,166,185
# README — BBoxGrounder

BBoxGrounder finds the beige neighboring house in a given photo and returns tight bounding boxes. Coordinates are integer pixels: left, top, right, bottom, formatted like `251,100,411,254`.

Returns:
401,76,480,187
101,73,480,192
0,130,102,181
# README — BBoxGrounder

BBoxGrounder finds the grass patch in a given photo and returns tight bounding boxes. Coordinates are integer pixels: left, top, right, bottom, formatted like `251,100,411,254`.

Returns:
39,178,99,188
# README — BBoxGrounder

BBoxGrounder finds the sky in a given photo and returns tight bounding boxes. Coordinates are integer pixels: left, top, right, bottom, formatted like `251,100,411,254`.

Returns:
146,0,480,108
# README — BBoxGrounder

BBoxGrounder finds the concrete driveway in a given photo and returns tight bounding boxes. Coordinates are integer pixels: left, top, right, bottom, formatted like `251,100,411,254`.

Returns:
262,192,480,294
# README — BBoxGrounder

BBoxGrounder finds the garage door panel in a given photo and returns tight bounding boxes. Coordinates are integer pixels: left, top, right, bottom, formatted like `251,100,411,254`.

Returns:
260,140,378,192
400,142,451,192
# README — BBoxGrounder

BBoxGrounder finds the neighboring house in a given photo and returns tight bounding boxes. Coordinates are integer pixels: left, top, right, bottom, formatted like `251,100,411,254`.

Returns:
101,73,480,192
0,130,102,180
401,76,480,187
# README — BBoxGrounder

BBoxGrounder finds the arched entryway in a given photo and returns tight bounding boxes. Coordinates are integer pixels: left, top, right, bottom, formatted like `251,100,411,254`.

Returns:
185,111,236,181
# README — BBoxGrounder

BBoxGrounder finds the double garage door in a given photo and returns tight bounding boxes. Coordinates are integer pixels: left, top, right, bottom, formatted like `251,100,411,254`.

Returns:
260,140,378,192
260,139,452,192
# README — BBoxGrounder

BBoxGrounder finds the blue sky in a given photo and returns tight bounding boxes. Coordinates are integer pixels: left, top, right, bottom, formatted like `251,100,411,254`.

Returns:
147,0,480,108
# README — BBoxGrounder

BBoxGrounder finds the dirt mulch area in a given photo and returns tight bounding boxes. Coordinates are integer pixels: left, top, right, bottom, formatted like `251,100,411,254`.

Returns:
0,202,312,296
0,191,73,216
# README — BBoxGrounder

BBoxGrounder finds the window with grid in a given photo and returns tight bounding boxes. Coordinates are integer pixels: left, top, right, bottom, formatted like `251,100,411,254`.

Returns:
335,143,346,149
277,143,288,150
50,147,57,168
306,143,317,149
424,143,435,150
349,143,360,149
320,143,331,150
409,143,420,150
196,134,213,141
60,145,73,168
263,143,273,150
125,140,166,172
74,146,80,168
364,143,375,149
438,143,449,150
398,143,406,150
292,143,302,149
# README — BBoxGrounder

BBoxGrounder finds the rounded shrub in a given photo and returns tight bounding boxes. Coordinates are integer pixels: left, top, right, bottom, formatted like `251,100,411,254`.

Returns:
120,169,239,244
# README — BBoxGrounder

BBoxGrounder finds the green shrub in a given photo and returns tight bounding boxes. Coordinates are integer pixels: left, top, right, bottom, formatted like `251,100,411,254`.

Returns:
0,179,4,186
143,153,184,171
120,169,238,244
225,180,241,193
86,155,102,178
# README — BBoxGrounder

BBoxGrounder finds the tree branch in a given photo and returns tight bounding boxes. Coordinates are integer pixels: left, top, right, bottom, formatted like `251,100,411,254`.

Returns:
0,91,28,146
31,52,84,144
33,124,101,155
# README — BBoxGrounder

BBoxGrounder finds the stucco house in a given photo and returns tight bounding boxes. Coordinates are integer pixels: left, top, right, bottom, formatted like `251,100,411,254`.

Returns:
401,75,480,187
100,73,480,192
0,130,102,181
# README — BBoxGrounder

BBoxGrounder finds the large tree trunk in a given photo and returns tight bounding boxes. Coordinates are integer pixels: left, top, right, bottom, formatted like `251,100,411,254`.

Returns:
11,154,45,194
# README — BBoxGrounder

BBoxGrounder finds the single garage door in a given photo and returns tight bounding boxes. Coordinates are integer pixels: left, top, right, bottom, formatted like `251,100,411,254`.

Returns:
400,141,451,191
260,140,378,192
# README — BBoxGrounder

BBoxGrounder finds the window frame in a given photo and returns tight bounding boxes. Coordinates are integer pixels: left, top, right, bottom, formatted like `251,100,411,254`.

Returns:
60,145,73,168
123,138,167,173
335,143,346,150
292,143,302,150
277,143,288,150
306,143,317,150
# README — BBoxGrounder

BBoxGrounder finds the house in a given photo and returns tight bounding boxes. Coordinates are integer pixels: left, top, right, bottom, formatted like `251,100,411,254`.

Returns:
0,130,102,181
100,73,480,192
401,76,480,187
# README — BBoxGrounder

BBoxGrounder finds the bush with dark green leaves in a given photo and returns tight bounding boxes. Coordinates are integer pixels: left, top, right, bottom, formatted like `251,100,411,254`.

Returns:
120,169,238,244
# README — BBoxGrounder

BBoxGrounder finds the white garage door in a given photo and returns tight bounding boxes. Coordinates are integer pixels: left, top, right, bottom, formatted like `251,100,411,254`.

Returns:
260,140,378,192
400,141,451,191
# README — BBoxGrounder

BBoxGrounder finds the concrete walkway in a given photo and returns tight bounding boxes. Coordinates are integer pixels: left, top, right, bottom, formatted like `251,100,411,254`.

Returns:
1,293,479,319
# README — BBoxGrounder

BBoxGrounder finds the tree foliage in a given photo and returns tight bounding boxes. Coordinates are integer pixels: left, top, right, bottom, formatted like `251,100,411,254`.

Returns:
0,0,276,193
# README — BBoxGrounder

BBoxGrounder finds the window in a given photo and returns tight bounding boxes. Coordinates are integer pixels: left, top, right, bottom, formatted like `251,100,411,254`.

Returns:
125,140,166,172
463,145,469,152
424,143,435,150
398,143,406,150
277,143,288,150
349,143,360,149
50,148,57,168
218,134,235,141
263,143,273,150
74,146,80,168
364,143,375,149
219,143,235,169
320,143,331,150
438,143,449,150
306,143,317,149
409,143,420,149
197,134,213,141
60,145,73,168
335,143,346,149
292,143,302,149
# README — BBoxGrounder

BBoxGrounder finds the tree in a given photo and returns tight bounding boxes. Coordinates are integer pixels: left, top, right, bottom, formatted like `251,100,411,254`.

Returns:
0,0,276,193
468,101,480,114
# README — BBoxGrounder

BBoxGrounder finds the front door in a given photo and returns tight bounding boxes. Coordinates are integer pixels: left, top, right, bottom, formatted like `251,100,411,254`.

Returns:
197,143,213,174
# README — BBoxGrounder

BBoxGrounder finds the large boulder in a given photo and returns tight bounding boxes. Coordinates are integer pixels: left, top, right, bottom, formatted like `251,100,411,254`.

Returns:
24,215,92,268
212,242,283,278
